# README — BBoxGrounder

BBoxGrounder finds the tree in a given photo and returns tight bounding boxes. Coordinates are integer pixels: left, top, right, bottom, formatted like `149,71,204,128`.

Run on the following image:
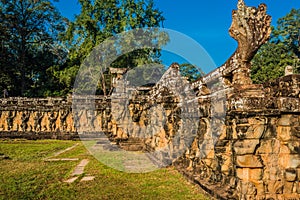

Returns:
0,8,13,96
274,8,300,58
251,42,296,83
179,63,205,82
57,0,167,95
251,8,300,84
0,0,67,97
126,63,166,87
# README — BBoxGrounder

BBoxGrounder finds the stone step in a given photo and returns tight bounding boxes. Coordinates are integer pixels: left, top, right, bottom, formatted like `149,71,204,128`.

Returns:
119,143,145,151
96,138,111,145
118,138,145,151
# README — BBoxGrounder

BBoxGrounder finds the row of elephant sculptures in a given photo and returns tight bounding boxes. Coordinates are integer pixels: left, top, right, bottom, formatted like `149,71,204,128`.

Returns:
0,109,111,132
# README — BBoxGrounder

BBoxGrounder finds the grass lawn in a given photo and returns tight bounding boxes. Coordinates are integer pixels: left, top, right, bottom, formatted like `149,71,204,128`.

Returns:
0,139,209,200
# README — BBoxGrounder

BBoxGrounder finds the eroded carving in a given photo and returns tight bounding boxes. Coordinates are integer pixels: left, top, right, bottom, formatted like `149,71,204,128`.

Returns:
227,0,271,85
48,111,58,132
285,65,294,76
60,109,69,131
6,111,16,131
21,111,30,132
34,111,44,132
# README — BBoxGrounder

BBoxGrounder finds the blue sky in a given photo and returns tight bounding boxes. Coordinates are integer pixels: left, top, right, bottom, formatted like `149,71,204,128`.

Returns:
52,0,300,73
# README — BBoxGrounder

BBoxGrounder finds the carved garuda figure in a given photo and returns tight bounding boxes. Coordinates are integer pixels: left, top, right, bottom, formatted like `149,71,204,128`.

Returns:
228,0,272,85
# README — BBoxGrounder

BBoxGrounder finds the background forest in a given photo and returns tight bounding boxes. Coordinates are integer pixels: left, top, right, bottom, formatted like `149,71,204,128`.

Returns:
0,0,299,97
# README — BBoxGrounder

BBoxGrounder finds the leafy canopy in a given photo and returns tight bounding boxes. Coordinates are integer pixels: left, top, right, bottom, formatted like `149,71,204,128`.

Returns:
179,63,205,82
0,0,67,97
251,8,300,84
56,0,167,95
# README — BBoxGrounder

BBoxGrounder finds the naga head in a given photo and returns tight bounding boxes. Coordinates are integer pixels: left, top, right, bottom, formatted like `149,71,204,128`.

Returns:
229,0,272,63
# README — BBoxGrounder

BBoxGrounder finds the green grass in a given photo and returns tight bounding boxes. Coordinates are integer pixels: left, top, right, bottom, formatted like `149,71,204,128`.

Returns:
0,139,209,200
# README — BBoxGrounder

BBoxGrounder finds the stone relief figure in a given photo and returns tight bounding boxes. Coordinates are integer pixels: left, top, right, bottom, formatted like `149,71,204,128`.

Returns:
88,110,96,130
73,110,84,131
21,111,31,132
186,137,200,171
48,111,58,132
285,65,294,76
34,111,44,132
60,109,69,131
102,108,111,131
198,160,210,180
96,110,103,129
129,103,143,122
6,111,16,131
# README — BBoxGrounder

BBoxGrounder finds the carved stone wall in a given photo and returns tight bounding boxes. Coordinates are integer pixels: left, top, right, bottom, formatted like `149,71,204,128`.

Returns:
96,62,300,199
1,0,299,198
0,97,110,139
1,70,300,199
173,75,300,199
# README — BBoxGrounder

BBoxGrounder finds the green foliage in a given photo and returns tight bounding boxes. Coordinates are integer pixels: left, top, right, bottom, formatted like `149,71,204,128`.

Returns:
251,8,300,84
126,63,166,87
251,43,295,83
58,0,167,95
179,63,205,82
274,8,300,58
0,0,167,97
0,0,68,97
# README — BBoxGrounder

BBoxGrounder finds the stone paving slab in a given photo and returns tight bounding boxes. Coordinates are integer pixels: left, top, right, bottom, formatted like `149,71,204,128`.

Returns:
71,159,90,176
45,158,79,161
53,143,79,157
63,177,78,183
44,145,95,183
80,176,95,182
43,143,79,161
